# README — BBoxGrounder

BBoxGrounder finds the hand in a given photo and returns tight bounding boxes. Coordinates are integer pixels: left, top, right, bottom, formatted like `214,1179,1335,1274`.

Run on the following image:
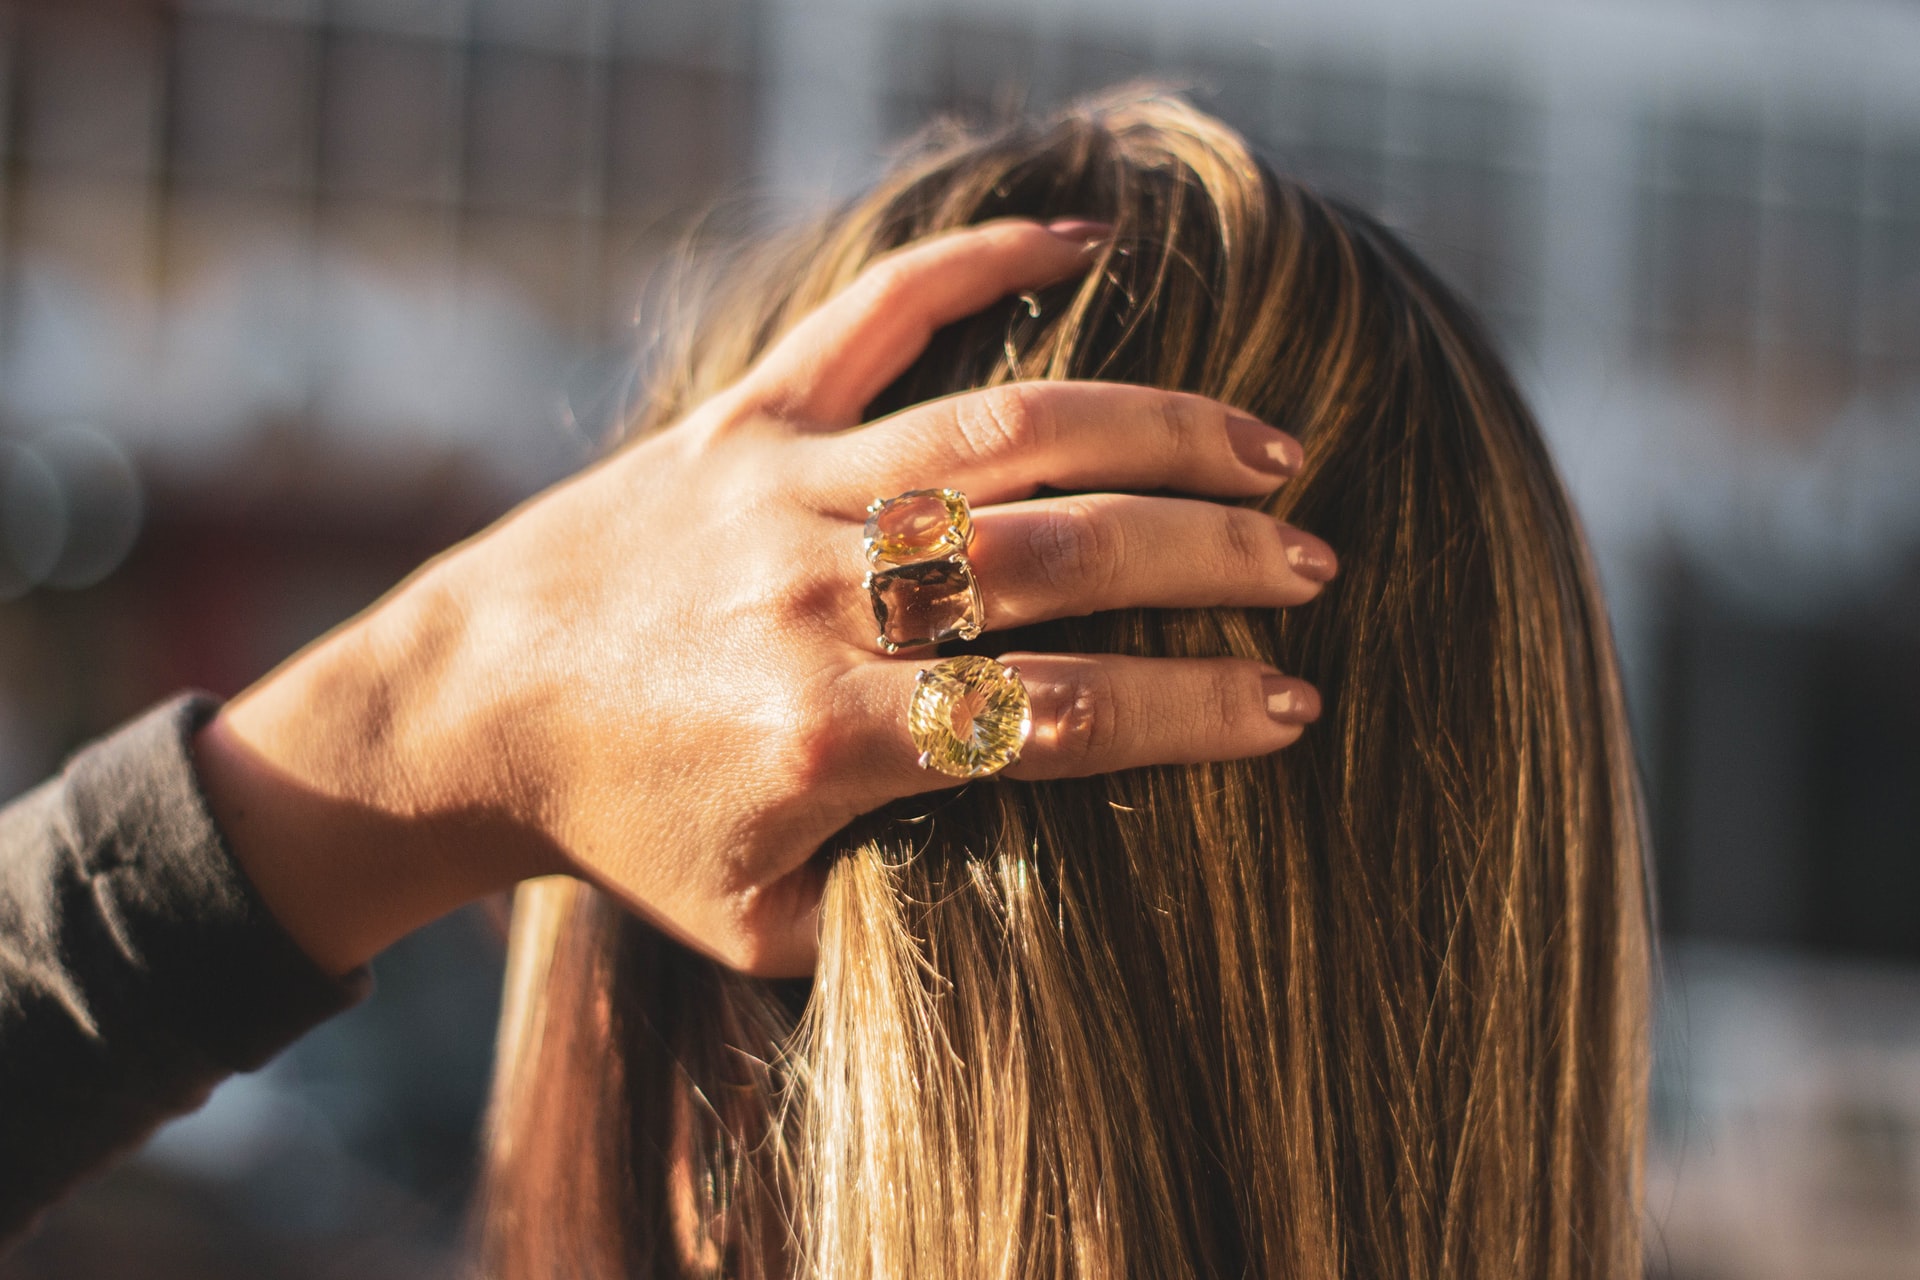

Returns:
196,218,1336,978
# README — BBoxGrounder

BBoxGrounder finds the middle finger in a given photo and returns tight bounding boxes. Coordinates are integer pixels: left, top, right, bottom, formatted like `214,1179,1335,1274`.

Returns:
960,493,1338,632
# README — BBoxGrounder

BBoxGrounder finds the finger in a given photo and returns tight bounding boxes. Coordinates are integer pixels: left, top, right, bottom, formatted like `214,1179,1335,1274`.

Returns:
962,494,1337,630
736,218,1109,427
1007,655,1320,780
846,654,1321,796
725,857,826,979
810,381,1304,509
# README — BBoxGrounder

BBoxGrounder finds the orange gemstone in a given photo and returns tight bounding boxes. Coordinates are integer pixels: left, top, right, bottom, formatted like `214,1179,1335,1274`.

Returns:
865,489,971,565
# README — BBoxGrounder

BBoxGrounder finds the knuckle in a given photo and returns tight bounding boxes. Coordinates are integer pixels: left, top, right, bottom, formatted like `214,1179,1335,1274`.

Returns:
715,916,783,978
853,257,914,312
691,386,757,438
1052,666,1123,766
964,383,1052,461
779,670,851,793
730,946,779,978
780,719,840,798
1156,393,1211,458
730,673,837,808
770,547,858,635
1218,508,1280,580
1030,500,1123,597
1202,664,1259,743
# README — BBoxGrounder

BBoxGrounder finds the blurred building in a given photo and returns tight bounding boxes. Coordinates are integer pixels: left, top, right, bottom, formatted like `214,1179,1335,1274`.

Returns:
0,0,762,782
1,0,1916,1276
0,0,764,1274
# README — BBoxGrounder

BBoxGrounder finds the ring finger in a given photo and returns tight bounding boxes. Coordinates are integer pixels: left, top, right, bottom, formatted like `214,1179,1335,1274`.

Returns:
840,653,1321,797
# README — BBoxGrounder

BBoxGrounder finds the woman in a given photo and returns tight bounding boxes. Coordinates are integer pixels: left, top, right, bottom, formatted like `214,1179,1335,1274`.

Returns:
0,92,1330,1249
475,92,1652,1278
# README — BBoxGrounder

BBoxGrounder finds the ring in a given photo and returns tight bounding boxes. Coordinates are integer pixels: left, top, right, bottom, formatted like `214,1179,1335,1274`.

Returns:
909,655,1032,778
862,488,985,653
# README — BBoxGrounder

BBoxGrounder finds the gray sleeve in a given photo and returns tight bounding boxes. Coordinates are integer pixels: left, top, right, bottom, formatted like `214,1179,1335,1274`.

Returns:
0,694,372,1244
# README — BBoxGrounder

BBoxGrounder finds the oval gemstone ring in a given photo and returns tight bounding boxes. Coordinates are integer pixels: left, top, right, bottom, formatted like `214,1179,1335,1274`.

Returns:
862,488,985,654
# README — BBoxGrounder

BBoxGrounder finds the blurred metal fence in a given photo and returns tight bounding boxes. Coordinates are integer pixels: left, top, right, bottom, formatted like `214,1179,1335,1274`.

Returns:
0,0,759,513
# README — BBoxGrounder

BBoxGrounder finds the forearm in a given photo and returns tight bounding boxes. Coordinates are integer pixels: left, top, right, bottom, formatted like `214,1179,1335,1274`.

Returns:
0,549,549,1242
0,696,370,1243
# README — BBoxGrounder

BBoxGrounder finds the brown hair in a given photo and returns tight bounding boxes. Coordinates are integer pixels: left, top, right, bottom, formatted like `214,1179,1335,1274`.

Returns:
475,90,1652,1279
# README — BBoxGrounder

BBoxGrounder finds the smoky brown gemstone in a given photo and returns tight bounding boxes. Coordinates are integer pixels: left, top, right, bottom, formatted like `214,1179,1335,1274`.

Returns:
867,556,983,651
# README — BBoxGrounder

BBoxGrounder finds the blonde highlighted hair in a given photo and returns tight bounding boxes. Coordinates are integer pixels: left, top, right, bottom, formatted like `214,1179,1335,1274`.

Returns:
476,90,1652,1278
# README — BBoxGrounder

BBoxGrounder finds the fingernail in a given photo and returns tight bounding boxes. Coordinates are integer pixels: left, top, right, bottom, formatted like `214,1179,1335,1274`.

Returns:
1045,218,1114,243
1226,412,1303,479
1262,676,1322,725
1280,527,1338,582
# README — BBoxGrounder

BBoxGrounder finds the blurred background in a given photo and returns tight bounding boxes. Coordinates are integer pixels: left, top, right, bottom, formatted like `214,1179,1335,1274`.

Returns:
0,0,1914,1275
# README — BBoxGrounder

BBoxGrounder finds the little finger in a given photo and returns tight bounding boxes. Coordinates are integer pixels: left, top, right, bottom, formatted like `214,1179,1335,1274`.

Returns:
1001,654,1320,781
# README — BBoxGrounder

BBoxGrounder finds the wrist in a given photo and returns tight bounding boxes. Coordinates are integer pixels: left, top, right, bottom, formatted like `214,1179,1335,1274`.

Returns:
195,566,544,974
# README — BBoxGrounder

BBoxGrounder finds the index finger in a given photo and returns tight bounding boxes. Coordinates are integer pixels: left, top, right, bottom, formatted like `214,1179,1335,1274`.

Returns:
733,218,1110,427
806,381,1303,509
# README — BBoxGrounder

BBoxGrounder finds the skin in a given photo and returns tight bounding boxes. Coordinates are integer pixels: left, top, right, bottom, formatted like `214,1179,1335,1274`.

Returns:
193,219,1337,981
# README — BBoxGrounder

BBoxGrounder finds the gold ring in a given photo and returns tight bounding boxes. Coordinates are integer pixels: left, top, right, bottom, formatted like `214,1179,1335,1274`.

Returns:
862,488,985,653
909,655,1032,778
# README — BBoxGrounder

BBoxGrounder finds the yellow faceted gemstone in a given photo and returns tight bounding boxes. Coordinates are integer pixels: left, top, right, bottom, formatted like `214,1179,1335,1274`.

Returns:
865,489,972,565
909,655,1032,779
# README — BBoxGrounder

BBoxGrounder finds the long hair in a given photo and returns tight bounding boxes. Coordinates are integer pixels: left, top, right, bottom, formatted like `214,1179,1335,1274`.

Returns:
474,90,1652,1279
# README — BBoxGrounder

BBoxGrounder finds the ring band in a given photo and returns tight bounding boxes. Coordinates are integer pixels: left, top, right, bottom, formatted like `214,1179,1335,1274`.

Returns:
863,488,985,653
909,655,1032,778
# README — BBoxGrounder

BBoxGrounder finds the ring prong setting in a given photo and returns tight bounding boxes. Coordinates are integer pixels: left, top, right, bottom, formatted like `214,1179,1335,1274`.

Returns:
907,654,1033,778
864,488,985,653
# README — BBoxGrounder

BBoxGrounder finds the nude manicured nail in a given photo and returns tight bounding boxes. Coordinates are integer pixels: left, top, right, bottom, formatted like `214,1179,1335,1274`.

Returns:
1263,676,1321,725
1226,412,1303,478
1280,528,1338,582
1045,218,1114,242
